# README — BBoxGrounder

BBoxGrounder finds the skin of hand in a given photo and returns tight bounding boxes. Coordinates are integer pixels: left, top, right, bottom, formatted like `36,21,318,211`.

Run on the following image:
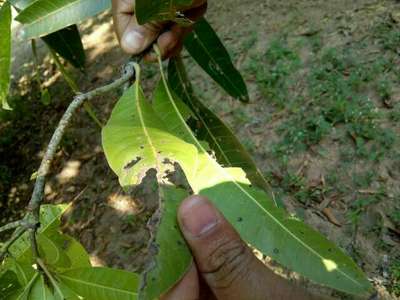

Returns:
161,195,324,300
112,0,207,62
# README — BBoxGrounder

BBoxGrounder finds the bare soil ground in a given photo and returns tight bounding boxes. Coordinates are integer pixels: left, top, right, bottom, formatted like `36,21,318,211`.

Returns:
1,0,400,298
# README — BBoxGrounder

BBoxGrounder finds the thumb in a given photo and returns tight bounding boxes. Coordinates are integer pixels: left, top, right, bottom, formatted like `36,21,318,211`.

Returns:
118,17,162,55
112,0,162,55
177,195,272,300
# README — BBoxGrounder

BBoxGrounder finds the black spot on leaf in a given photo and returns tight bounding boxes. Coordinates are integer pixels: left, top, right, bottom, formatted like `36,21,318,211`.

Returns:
124,156,142,170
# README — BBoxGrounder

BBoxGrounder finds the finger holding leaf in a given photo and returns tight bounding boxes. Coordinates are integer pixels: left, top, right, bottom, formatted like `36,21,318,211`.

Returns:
112,0,207,61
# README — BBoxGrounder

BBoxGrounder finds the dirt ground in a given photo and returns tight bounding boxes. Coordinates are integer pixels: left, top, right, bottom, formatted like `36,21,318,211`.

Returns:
1,0,400,299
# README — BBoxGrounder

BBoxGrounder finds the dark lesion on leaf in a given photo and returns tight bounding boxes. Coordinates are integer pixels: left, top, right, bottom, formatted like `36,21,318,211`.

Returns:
124,156,142,170
164,162,193,193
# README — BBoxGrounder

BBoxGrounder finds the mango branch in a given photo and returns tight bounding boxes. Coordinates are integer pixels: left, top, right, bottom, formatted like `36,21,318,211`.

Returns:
0,62,136,262
0,219,26,233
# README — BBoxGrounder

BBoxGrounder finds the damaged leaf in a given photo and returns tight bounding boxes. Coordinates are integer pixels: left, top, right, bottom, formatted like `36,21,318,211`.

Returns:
101,65,199,188
139,186,191,300
102,62,372,297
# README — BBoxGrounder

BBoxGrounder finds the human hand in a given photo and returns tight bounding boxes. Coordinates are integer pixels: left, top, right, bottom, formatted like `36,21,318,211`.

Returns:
112,0,207,62
161,195,321,300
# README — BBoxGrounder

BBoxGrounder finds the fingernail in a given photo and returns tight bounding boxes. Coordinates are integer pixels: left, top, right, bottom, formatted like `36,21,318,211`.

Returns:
180,196,219,237
122,30,145,53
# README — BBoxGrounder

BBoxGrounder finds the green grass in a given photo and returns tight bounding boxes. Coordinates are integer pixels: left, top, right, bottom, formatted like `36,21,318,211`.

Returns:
390,210,400,227
248,37,302,109
247,34,398,164
244,20,400,239
390,258,400,297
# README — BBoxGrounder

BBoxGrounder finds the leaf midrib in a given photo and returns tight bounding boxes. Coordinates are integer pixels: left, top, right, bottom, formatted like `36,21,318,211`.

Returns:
134,68,159,168
18,0,78,24
59,275,137,296
189,30,245,98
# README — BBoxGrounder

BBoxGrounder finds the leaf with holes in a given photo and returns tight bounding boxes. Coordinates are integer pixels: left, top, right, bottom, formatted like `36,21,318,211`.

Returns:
15,0,111,39
139,186,192,300
101,68,199,188
103,62,372,297
184,18,249,102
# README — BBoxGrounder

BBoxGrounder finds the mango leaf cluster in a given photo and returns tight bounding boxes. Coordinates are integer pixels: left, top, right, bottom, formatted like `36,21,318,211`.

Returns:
0,204,139,299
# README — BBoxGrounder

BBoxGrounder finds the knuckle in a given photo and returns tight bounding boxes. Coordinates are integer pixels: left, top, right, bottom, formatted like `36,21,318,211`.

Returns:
202,238,251,290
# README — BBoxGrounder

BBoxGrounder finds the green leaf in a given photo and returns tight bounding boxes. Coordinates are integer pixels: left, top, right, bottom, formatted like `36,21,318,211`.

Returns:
8,230,88,274
10,0,86,69
168,57,274,199
8,0,34,9
102,63,372,296
102,70,199,188
135,0,193,24
184,18,249,102
58,234,91,270
59,267,139,300
9,272,39,300
8,204,69,263
0,270,22,299
0,1,12,110
37,233,71,268
38,204,69,232
40,88,51,106
139,186,191,300
15,0,111,39
29,275,55,300
42,25,86,70
2,259,36,287
56,281,81,300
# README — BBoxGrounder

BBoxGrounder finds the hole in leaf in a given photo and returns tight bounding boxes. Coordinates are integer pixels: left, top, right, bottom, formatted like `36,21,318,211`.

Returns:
124,156,142,170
